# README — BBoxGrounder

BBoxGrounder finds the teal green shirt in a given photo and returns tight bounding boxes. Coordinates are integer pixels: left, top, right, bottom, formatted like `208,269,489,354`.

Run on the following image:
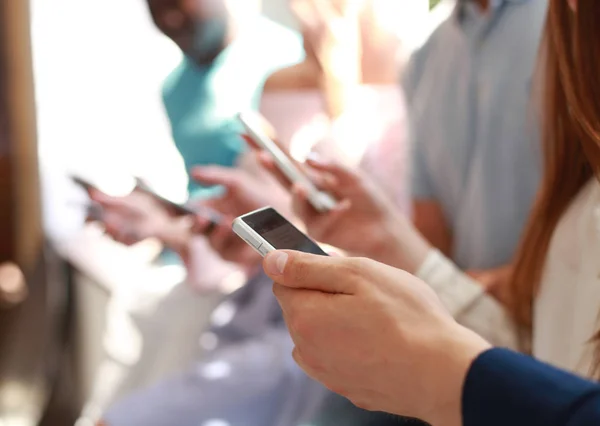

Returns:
162,17,304,199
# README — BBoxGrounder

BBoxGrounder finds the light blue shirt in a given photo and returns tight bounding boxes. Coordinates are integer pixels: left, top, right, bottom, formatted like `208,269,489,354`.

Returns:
405,0,547,269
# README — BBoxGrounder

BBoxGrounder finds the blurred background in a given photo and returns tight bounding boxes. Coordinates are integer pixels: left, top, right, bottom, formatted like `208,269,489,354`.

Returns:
0,0,452,424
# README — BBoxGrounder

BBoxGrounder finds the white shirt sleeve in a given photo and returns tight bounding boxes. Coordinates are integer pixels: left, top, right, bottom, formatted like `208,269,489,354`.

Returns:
416,249,520,349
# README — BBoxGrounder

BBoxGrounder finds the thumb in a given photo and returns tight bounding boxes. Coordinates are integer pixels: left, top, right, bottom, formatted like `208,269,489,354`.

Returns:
263,250,358,295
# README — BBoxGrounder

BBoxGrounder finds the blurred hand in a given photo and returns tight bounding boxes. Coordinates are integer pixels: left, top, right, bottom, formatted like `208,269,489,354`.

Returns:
467,265,513,307
89,189,183,246
191,164,283,217
291,0,362,84
190,165,290,267
288,157,430,272
242,134,329,199
191,213,261,267
264,250,490,424
243,136,430,272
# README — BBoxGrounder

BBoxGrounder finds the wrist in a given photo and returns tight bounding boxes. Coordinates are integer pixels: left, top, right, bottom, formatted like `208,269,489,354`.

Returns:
423,325,492,426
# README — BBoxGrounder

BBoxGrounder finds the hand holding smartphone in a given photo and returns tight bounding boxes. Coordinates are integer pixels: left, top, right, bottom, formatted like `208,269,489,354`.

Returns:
232,207,328,257
71,175,222,233
238,112,337,213
133,177,222,231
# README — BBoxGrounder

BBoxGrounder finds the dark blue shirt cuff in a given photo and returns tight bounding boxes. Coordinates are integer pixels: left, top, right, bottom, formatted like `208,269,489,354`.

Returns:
462,348,600,426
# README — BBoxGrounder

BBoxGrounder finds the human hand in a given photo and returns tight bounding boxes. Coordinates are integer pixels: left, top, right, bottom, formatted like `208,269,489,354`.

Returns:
243,136,429,270
191,164,286,217
241,133,313,192
190,165,289,267
289,157,430,272
467,265,513,307
264,250,491,425
190,212,261,267
89,188,183,247
290,0,363,84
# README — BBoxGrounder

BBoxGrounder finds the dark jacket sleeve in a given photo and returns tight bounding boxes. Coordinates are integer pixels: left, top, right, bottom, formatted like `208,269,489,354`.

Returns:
463,348,600,426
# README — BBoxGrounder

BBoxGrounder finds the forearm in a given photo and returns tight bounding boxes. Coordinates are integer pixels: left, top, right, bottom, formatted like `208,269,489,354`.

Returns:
319,72,360,120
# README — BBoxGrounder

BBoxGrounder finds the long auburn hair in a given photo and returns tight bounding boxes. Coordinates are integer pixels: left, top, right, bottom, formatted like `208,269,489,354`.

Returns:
509,0,600,374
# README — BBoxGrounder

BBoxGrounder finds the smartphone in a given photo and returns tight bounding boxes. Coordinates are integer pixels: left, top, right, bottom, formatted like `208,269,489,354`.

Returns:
237,112,337,213
232,206,328,257
71,175,98,193
70,176,104,221
134,177,197,216
133,177,222,226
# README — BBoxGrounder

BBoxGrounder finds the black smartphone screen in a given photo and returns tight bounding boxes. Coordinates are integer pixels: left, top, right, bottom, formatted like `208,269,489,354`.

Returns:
242,208,328,256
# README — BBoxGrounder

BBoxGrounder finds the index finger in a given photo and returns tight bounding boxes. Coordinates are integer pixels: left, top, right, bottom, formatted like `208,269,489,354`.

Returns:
263,250,359,295
191,166,239,191
256,151,295,191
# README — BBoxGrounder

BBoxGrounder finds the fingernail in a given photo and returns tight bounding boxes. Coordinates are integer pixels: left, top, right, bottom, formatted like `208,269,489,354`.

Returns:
265,251,288,275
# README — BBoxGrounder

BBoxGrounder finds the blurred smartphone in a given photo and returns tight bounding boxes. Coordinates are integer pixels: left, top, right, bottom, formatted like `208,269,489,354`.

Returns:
232,206,328,257
237,112,337,213
70,176,104,221
133,178,222,227
70,175,98,194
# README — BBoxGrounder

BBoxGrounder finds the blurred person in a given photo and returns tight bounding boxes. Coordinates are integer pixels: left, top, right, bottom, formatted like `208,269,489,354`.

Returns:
404,0,547,297
254,0,548,302
153,0,302,199
256,0,600,391
81,0,304,421
95,1,417,425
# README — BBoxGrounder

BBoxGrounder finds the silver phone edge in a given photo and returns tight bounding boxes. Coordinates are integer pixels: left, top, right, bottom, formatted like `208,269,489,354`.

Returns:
238,113,334,211
232,215,276,258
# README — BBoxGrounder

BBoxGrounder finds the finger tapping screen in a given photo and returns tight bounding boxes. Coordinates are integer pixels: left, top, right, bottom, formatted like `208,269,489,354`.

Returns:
243,208,328,256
